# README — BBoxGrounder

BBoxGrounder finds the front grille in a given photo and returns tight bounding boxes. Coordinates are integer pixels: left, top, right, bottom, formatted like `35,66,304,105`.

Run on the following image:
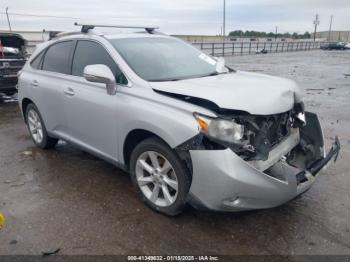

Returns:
265,111,292,146
238,110,293,161
8,60,26,67
0,68,20,76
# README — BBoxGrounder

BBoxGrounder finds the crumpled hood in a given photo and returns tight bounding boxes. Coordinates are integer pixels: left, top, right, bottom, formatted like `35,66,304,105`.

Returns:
150,71,303,115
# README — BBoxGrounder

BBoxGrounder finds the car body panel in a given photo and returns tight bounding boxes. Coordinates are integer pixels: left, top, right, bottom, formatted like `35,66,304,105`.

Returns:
188,148,303,211
151,70,303,115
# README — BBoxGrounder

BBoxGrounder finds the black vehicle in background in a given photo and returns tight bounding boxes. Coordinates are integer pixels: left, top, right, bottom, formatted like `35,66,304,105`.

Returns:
0,33,27,96
320,42,347,50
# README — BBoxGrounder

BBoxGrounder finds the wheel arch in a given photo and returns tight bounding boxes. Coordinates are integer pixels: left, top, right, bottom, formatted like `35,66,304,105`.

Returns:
123,129,171,170
21,97,35,123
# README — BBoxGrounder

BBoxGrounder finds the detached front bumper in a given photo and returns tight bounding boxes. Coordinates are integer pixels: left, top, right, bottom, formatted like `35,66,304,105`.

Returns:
188,131,340,212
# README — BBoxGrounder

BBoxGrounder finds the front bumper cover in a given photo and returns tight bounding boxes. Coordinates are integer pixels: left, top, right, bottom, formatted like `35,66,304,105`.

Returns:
187,137,340,212
296,136,340,184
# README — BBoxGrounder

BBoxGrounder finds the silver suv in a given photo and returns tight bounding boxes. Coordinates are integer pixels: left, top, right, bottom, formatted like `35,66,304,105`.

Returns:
18,25,340,216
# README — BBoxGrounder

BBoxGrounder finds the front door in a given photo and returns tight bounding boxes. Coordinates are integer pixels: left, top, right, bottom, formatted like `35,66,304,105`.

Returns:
63,40,128,161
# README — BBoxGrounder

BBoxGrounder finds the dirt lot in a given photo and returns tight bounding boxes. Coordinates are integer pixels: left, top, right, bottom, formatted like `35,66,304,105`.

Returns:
0,50,350,256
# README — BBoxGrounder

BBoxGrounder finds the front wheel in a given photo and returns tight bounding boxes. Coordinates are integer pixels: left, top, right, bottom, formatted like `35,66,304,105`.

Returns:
130,137,191,216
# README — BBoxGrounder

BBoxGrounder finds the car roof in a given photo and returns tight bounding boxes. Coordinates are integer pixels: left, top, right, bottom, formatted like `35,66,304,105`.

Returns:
31,30,173,59
54,29,171,41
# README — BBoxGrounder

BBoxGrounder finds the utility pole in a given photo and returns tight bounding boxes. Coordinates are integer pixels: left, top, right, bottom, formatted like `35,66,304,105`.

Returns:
313,14,320,42
328,15,333,41
5,7,12,32
223,0,226,42
275,26,278,41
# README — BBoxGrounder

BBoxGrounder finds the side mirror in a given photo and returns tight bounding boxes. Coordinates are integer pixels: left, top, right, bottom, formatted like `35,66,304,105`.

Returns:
84,64,117,95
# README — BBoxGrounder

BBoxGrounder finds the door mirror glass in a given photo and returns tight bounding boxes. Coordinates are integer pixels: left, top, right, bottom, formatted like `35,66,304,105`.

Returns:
84,64,117,95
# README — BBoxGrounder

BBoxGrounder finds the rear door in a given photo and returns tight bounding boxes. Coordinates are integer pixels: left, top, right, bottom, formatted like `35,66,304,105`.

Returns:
63,40,128,160
27,40,74,136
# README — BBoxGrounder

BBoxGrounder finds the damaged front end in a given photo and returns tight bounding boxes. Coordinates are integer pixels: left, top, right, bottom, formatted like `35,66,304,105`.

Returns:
176,104,340,210
180,104,340,181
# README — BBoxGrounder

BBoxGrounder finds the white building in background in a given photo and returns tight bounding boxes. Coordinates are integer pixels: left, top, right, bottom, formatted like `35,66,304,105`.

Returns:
312,31,350,42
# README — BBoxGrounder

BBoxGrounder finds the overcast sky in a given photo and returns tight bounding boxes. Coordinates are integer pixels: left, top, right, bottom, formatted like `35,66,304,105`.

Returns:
0,0,349,35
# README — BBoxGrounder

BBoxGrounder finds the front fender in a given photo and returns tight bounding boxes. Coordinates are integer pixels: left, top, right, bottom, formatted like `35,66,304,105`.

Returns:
117,100,200,164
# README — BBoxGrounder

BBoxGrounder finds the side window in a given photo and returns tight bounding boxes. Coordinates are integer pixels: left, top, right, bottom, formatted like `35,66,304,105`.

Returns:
30,51,44,69
72,40,128,85
42,41,74,74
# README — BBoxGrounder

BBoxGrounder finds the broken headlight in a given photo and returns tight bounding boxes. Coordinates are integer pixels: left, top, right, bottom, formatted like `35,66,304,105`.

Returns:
193,112,244,144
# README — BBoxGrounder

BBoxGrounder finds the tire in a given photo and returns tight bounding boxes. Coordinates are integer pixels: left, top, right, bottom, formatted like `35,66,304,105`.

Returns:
25,103,58,149
130,137,191,216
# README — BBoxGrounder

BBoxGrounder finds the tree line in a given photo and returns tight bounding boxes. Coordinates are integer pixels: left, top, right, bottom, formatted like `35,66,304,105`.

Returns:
228,30,311,39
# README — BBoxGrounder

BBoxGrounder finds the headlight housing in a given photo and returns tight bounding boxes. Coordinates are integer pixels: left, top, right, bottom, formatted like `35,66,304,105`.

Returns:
193,112,244,144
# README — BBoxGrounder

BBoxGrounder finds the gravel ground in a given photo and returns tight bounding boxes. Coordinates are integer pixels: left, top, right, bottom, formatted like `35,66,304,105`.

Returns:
0,50,350,256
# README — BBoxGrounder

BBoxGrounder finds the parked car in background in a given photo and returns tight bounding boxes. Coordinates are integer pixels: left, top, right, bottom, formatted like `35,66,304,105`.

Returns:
0,33,27,96
320,42,346,50
343,42,350,49
18,25,340,216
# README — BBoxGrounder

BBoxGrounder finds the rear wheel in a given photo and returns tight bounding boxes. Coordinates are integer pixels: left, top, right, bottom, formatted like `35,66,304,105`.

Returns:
130,137,191,216
25,103,58,149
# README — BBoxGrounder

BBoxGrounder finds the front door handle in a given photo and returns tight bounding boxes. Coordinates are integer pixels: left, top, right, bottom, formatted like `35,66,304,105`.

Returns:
64,88,75,96
30,80,39,87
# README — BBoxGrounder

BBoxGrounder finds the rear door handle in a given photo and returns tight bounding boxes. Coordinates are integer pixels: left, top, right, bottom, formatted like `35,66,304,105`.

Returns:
30,80,39,87
64,88,75,96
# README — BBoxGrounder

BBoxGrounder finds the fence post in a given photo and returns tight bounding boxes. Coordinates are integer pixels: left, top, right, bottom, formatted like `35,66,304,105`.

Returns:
241,42,243,55
282,42,284,52
270,42,272,53
276,42,279,53
222,42,225,56
201,42,203,51
232,43,234,55
212,43,214,56
249,42,251,54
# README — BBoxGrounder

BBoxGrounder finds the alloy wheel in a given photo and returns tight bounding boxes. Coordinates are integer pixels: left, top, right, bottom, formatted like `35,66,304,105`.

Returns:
27,109,44,144
135,151,179,207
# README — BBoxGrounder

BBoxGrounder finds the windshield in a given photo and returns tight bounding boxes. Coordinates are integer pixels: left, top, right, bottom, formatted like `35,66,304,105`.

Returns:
109,37,219,81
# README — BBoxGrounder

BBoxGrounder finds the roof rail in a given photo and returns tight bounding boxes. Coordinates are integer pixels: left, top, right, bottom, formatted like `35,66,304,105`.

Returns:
55,31,86,38
74,22,159,34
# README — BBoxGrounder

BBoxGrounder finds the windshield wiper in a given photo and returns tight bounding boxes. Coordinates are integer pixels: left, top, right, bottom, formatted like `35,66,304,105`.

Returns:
148,78,181,82
149,69,234,82
198,71,221,78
